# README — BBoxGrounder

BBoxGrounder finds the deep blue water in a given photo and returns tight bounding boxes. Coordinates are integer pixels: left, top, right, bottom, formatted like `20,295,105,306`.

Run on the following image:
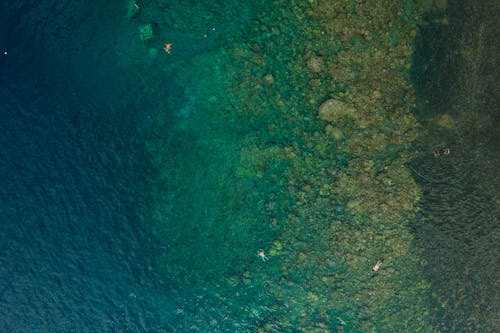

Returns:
0,1,176,331
1,1,273,331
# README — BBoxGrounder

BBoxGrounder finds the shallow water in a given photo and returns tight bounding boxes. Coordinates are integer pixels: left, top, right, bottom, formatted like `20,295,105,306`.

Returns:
0,0,498,332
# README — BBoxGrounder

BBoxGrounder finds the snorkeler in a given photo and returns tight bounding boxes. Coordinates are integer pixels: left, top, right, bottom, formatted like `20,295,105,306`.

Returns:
258,249,269,262
372,260,382,272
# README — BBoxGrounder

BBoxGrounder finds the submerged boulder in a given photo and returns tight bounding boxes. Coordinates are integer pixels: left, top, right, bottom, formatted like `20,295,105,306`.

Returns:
138,24,154,41
306,54,324,73
318,98,355,122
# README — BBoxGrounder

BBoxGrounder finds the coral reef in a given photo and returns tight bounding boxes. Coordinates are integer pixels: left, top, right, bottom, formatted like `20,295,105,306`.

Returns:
317,98,356,123
306,54,325,73
142,0,447,330
220,0,439,331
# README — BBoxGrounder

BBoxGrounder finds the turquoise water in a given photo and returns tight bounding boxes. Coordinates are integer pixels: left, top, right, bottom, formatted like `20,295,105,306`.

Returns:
1,0,498,332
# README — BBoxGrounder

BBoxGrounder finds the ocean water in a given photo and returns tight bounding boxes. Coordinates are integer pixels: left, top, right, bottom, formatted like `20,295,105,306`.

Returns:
410,0,499,331
1,0,498,332
0,1,276,331
0,1,170,331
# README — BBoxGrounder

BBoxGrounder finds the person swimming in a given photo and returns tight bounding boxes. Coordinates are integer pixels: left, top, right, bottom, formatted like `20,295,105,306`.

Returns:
258,249,269,262
372,260,382,272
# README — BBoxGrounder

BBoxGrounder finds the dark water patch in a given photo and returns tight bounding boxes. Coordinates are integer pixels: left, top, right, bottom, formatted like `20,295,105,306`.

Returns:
1,0,280,331
0,1,187,331
0,76,162,331
411,0,499,331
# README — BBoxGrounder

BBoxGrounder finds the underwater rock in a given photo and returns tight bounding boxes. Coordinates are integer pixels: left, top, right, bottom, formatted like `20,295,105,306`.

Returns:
306,54,324,73
269,240,283,256
251,43,261,53
318,98,355,122
263,73,275,85
435,0,447,10
309,78,321,89
437,113,455,129
325,124,343,140
138,24,154,41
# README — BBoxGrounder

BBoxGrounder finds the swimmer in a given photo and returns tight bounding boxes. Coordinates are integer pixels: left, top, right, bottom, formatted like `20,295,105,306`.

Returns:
443,147,451,155
258,249,269,262
163,43,172,54
433,150,441,158
372,260,382,272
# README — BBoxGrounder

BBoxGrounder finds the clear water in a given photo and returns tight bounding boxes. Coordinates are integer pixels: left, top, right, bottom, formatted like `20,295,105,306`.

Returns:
0,0,498,332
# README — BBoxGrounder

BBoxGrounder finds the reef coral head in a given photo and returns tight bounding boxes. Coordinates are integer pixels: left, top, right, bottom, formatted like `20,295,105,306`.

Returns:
306,54,325,73
318,98,355,122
